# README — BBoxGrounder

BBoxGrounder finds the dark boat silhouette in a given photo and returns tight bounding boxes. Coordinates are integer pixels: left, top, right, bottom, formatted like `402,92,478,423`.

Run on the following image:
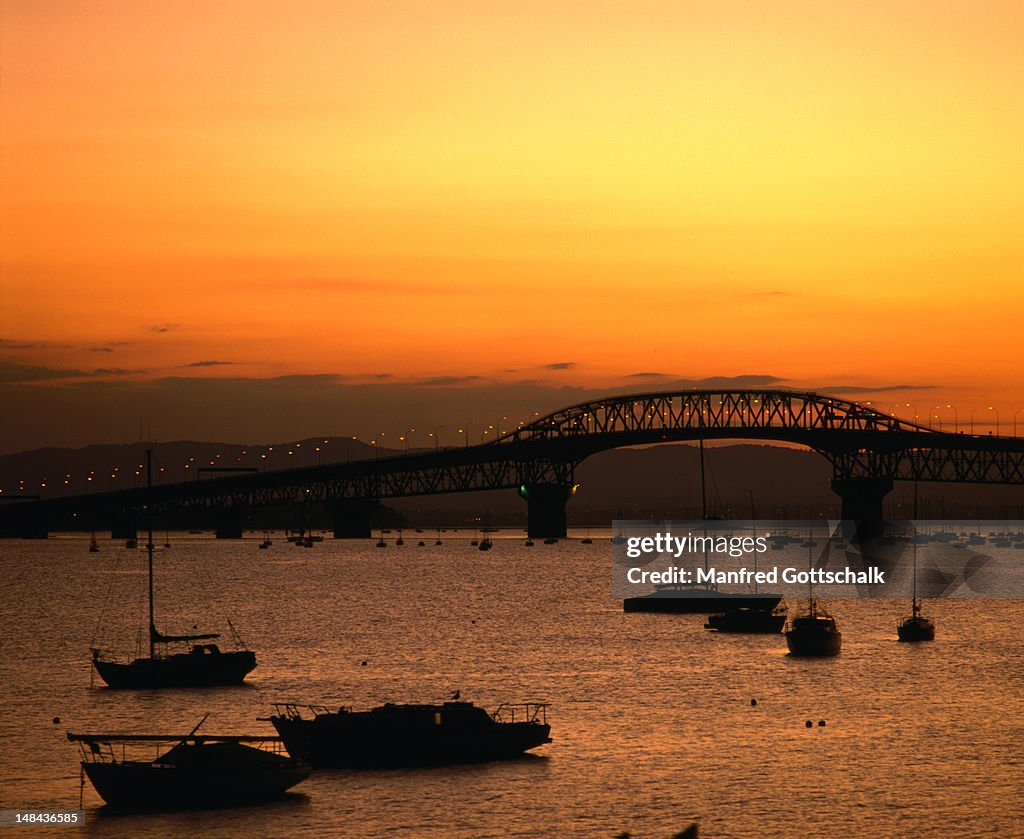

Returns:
69,724,309,810
784,529,841,656
897,530,935,642
705,605,787,633
624,586,782,614
702,502,784,630
268,700,551,768
785,601,842,656
623,455,781,615
90,450,257,689
897,600,935,642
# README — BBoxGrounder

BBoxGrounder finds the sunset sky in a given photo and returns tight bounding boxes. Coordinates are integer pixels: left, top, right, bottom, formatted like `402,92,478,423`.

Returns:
2,1,1022,452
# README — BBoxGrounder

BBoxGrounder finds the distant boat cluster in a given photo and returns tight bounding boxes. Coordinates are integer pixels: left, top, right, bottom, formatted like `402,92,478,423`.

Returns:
623,524,940,656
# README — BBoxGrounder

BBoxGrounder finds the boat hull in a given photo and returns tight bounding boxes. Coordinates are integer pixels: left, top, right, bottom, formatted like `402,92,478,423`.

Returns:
82,753,309,809
897,616,935,642
271,703,551,769
624,591,782,614
93,650,256,689
705,608,786,633
785,617,842,656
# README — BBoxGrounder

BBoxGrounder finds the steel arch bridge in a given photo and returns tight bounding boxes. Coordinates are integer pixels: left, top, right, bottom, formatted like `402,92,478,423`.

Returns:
2,389,1022,538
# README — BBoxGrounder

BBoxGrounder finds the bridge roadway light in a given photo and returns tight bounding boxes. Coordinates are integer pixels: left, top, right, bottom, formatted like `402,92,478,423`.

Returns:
932,404,958,432
1014,409,1024,438
401,428,416,453
428,425,445,451
970,406,998,435
889,402,918,423
946,404,959,432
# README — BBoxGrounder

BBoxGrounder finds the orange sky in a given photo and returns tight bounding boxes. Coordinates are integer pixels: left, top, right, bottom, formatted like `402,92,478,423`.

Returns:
1,1,1022,447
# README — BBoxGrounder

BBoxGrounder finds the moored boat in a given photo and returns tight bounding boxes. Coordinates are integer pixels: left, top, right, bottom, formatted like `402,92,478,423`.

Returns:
705,605,787,633
624,586,782,614
785,602,842,656
897,603,935,642
69,728,310,810
897,526,935,642
784,530,841,656
90,450,257,689
268,700,551,768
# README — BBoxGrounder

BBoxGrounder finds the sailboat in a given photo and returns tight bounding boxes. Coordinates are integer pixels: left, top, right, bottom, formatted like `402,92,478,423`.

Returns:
785,534,842,656
897,526,935,642
90,450,257,689
623,440,782,614
705,493,787,632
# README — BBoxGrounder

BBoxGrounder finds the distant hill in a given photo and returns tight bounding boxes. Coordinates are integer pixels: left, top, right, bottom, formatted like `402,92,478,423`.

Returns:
2,439,1020,526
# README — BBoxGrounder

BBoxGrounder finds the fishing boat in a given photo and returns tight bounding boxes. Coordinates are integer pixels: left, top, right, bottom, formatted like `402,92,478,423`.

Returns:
267,700,551,768
90,450,257,689
897,535,935,642
705,605,787,633
69,721,310,810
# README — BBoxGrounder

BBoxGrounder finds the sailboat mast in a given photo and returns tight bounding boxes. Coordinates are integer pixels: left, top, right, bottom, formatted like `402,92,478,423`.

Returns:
699,437,708,521
699,436,710,583
807,531,813,615
750,490,758,594
912,480,919,615
912,536,919,615
146,448,155,659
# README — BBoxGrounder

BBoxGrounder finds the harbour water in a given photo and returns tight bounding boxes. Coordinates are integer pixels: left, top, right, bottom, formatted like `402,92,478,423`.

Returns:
2,533,1022,838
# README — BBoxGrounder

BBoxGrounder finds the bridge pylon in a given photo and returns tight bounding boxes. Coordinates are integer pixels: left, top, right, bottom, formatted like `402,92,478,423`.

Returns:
110,514,138,541
331,499,380,539
214,507,246,539
830,476,894,542
519,484,575,539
